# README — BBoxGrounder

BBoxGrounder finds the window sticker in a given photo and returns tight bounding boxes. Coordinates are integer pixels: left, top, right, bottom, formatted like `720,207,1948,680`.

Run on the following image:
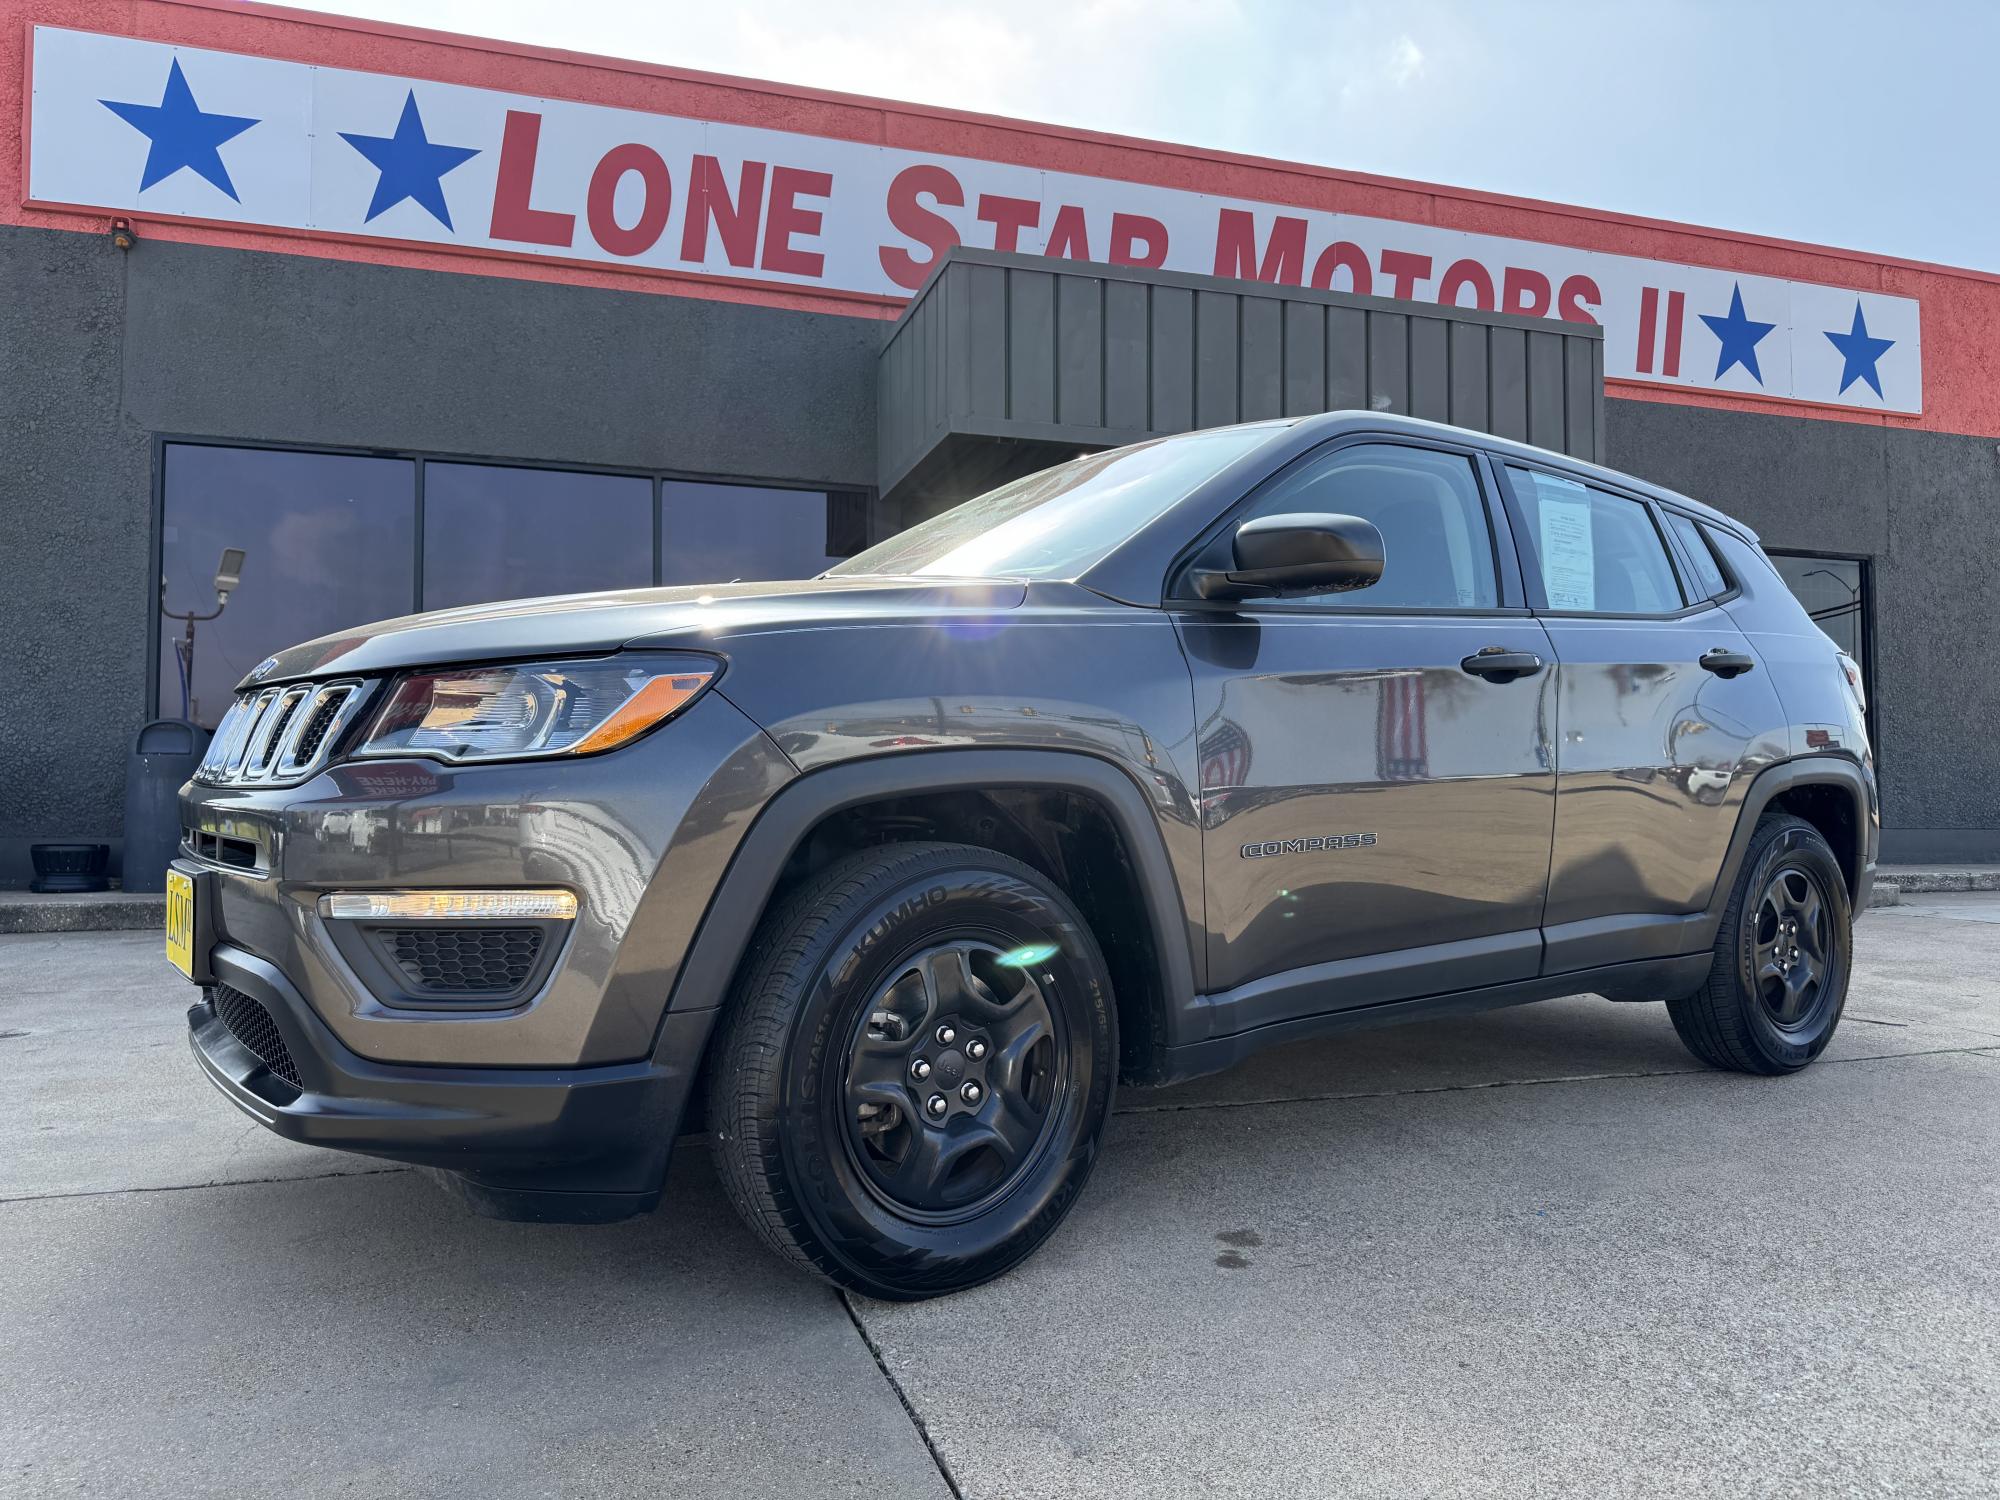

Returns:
1534,475,1596,611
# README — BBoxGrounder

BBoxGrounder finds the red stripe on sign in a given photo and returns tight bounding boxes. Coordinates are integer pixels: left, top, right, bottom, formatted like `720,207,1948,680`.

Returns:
1664,289,1685,378
1636,285,1659,374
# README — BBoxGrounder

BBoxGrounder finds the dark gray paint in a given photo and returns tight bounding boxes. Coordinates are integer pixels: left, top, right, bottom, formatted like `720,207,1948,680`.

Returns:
875,249,1608,508
0,223,878,885
1606,397,2000,861
169,420,1872,1226
0,226,153,886
1181,609,1558,996
181,686,794,1068
116,238,878,479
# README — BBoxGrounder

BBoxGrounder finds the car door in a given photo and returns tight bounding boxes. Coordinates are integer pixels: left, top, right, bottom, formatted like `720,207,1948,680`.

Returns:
1498,463,1790,975
1172,437,1558,1030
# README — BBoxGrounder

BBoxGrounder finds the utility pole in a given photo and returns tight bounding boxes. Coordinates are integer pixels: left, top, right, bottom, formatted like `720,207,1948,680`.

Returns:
160,547,246,722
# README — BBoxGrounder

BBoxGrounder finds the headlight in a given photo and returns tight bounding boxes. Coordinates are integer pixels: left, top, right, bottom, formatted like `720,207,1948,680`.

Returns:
355,655,718,764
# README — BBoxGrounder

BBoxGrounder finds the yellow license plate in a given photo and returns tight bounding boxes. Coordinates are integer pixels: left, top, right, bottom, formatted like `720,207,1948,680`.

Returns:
165,868,197,980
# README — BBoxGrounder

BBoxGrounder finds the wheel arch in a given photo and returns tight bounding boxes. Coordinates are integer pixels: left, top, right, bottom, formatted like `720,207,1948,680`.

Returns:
655,749,1200,1086
1704,756,1875,932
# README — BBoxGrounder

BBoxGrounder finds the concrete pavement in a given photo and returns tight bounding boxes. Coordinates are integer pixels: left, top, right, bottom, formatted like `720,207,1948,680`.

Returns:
4,901,1997,1497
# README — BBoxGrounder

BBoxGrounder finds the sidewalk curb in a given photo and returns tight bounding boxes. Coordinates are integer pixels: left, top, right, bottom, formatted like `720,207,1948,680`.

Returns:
1877,867,2000,895
0,893,166,935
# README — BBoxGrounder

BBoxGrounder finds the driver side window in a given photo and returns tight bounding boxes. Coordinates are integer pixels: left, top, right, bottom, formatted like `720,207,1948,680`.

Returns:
1235,443,1499,610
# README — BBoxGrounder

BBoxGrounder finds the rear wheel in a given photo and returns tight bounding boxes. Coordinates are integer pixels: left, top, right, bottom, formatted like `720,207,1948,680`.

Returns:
1667,813,1851,1074
709,841,1116,1299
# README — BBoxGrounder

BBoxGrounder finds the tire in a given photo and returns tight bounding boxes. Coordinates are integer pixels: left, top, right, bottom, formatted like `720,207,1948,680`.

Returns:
708,841,1117,1300
1667,813,1852,1074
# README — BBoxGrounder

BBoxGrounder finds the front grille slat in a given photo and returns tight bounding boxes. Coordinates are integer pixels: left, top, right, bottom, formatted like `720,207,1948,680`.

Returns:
246,686,310,776
283,686,352,771
198,698,253,779
224,689,281,775
211,984,303,1090
194,680,366,788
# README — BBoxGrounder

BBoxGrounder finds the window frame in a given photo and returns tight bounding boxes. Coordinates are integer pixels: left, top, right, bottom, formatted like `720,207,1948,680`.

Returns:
1165,432,1531,616
1764,545,1878,742
1656,506,1742,609
1494,461,1705,622
147,431,873,719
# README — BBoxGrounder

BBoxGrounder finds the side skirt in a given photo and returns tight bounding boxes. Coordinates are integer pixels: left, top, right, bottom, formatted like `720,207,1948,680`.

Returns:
1156,952,1713,1085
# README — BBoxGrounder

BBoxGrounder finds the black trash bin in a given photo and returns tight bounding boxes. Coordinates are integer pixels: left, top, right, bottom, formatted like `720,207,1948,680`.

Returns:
122,719,210,893
30,843,110,894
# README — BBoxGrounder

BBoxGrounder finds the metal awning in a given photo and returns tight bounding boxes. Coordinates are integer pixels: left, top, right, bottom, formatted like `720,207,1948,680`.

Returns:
876,248,1605,517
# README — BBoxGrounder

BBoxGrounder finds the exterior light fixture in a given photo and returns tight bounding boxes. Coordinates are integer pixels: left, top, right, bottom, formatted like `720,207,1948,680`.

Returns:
162,545,249,722
318,889,579,922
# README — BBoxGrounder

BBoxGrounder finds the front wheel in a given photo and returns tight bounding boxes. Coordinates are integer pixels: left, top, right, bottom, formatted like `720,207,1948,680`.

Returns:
709,842,1116,1299
1667,813,1852,1074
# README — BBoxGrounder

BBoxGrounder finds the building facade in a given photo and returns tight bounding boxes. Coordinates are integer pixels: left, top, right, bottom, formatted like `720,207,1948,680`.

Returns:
4,0,1997,886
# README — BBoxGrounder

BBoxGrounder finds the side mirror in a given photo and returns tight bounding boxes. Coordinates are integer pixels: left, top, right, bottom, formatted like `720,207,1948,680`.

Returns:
1191,512,1384,601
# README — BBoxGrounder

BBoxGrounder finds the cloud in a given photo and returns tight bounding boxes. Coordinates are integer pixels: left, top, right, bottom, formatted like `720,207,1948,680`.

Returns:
719,7,1039,117
1337,26,1434,113
280,0,1242,140
1386,34,1425,86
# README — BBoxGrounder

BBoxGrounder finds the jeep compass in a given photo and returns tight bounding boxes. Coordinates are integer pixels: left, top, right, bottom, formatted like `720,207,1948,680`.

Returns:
171,412,1875,1299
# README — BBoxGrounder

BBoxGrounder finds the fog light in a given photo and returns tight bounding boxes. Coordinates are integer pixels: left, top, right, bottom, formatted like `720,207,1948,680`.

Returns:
318,889,578,921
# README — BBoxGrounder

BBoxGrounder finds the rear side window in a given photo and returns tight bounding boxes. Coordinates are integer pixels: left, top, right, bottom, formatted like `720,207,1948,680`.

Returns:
1507,466,1685,615
1705,525,1773,583
1663,511,1730,600
1236,443,1498,610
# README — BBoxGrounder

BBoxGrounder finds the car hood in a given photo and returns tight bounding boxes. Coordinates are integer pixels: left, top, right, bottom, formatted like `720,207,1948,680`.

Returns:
240,577,1029,687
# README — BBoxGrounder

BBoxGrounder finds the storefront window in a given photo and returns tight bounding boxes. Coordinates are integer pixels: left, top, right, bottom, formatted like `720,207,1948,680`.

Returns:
422,463,653,610
660,482,864,585
158,444,415,727
1767,552,1868,677
1767,550,1875,747
158,444,872,726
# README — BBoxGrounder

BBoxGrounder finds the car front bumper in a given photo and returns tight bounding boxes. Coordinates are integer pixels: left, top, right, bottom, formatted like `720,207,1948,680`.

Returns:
188,939,718,1220
170,686,797,1217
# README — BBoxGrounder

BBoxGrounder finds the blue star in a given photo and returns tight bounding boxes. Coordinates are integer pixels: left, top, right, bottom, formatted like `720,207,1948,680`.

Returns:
1824,301,1895,399
340,92,479,230
1699,283,1777,385
100,57,259,201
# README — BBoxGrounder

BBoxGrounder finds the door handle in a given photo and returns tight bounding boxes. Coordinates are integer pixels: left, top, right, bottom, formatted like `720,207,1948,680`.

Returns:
1460,648,1545,682
1699,649,1757,678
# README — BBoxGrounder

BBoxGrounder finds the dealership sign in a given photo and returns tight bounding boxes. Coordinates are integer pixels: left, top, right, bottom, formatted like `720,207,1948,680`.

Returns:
28,27,1922,413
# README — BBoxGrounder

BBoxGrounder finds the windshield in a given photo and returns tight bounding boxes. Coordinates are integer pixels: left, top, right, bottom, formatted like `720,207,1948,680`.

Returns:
827,424,1284,580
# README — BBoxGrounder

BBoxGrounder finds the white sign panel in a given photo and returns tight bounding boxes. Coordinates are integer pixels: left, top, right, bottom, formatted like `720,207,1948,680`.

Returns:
27,27,1922,413
1532,476,1598,611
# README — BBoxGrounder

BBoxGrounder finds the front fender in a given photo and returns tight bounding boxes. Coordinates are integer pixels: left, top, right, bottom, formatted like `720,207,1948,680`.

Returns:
650,748,1200,1050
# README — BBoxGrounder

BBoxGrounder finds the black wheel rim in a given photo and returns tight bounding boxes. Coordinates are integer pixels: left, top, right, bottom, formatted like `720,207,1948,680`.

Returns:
840,938,1067,1223
1753,863,1835,1031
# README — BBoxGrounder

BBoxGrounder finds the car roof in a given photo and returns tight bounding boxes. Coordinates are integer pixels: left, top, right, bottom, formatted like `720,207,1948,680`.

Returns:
1073,410,1759,606
1272,411,1755,540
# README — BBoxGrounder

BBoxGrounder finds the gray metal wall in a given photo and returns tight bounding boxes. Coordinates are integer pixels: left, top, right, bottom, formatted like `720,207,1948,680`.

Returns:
1607,397,2000,863
0,223,880,886
2,223,1992,880
879,249,1605,505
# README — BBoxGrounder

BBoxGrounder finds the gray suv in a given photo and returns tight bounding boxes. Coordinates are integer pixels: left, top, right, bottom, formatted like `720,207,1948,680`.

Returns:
171,413,1875,1299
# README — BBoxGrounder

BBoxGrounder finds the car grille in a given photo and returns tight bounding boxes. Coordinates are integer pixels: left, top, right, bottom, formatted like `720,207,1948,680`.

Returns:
194,680,368,787
211,983,303,1090
385,927,545,994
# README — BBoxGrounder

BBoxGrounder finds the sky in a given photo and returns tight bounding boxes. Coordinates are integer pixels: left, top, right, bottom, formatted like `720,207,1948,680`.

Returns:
271,0,1997,273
